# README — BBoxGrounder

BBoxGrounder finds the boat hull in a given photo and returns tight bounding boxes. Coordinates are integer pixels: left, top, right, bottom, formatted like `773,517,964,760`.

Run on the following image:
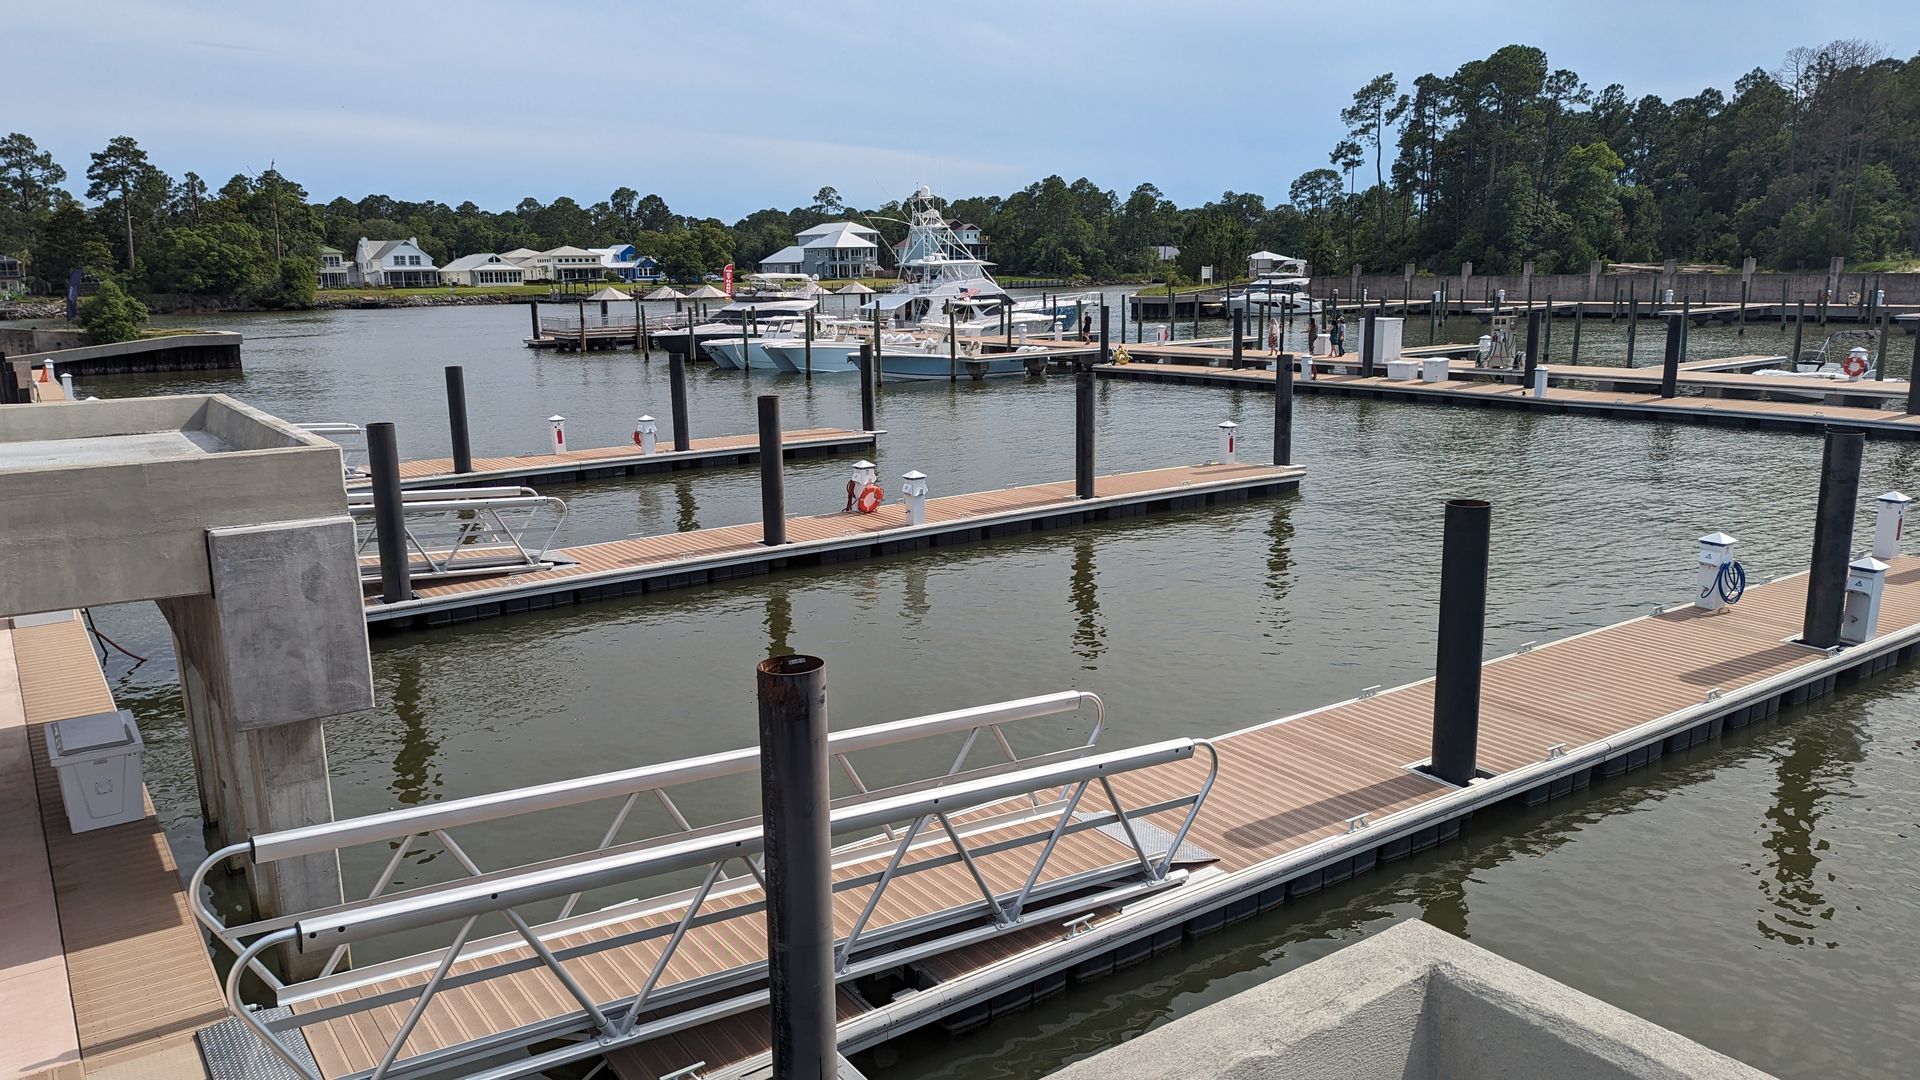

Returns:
878,351,1032,381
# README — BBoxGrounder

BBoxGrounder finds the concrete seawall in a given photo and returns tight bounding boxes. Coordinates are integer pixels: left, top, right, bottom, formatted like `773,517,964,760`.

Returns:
5,331,243,381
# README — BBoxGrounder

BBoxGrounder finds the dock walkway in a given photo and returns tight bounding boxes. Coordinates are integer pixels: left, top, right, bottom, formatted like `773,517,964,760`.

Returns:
365,462,1303,630
0,614,224,1080
364,427,878,491
603,558,1920,1079
1096,362,1920,438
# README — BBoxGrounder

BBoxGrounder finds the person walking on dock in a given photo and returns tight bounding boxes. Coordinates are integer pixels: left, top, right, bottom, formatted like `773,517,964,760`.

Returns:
1080,314,1092,343
1267,321,1280,356
1306,316,1319,356
1331,316,1347,357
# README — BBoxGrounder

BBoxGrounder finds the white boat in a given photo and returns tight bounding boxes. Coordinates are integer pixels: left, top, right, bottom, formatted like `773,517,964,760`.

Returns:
1751,331,1893,395
661,303,813,368
875,337,1045,381
1233,273,1320,314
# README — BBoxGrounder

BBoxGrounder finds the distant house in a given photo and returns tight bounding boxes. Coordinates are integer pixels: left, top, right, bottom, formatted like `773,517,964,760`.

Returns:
500,248,546,282
317,245,348,288
1151,245,1180,262
947,220,988,260
758,220,883,279
349,237,438,288
524,245,604,284
0,253,23,292
1248,251,1305,277
439,253,527,287
589,244,662,283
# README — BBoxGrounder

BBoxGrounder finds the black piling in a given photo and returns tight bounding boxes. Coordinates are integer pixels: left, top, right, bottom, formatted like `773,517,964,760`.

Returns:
1541,295,1553,362
668,348,692,452
366,422,412,605
1274,351,1294,466
758,395,785,547
1075,308,1102,500
1429,498,1490,787
858,344,877,433
527,300,539,339
1522,310,1541,387
444,366,472,474
1231,308,1244,370
1792,301,1805,366
1659,314,1682,398
1907,330,1920,415
757,655,834,1080
1570,304,1583,363
1360,314,1377,378
1801,428,1865,649
1874,307,1890,381
1626,284,1638,365
1,356,18,404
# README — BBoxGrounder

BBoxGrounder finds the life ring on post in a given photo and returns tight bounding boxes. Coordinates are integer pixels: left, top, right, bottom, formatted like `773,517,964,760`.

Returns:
1841,353,1868,378
856,483,884,514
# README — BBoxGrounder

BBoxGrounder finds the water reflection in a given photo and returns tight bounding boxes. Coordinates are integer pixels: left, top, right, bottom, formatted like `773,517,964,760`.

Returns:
1753,716,1862,948
674,477,700,532
902,563,931,628
386,655,441,806
764,590,793,658
1264,499,1296,620
1068,536,1103,668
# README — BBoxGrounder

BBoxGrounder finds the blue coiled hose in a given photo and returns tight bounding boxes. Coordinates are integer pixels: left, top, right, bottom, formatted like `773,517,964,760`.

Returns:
1713,560,1747,604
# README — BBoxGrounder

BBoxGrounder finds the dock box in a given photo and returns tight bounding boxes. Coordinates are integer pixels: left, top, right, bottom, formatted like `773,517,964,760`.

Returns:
1386,359,1420,381
1421,358,1451,383
46,709,146,833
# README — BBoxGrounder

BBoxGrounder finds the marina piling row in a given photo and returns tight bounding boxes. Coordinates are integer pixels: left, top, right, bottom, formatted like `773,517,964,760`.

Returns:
1802,428,1864,648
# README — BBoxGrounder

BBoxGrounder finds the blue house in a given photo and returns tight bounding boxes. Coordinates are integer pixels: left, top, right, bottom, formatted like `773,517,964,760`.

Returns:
591,245,662,283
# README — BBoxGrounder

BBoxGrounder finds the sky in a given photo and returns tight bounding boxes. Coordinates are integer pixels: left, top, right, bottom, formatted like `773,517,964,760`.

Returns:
11,1,1919,220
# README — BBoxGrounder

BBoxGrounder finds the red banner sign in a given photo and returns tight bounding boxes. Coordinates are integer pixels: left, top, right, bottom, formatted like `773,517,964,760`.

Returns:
722,263,734,297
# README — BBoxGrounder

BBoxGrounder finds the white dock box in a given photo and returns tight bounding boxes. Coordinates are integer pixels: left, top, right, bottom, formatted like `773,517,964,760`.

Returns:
1387,359,1420,381
46,709,146,833
1421,357,1452,383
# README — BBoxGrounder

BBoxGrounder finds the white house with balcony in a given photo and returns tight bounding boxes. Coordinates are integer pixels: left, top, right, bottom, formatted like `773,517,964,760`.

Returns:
317,245,348,288
439,253,527,287
349,237,438,288
759,220,884,279
519,246,604,284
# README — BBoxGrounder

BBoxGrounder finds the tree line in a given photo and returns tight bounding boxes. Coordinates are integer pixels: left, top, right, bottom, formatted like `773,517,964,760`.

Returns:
1,39,1913,310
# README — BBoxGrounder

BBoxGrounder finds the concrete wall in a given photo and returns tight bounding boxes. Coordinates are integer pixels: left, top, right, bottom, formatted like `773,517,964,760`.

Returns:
4,331,243,379
0,396,346,617
1046,921,1771,1080
0,327,88,354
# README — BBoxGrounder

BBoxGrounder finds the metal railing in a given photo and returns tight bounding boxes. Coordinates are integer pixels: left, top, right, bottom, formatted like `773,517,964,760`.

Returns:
190,693,1215,1080
300,423,368,480
346,486,567,581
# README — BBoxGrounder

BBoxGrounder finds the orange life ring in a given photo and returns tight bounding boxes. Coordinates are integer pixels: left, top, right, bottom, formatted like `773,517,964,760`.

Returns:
856,483,884,513
1841,354,1868,378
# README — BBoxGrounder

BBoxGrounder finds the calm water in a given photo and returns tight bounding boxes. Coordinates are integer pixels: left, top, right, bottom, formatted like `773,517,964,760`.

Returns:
76,301,1920,1079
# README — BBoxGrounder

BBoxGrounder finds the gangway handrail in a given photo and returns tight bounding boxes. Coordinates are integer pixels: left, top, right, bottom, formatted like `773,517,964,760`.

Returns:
215,733,1213,1080
347,486,568,581
193,691,1105,990
300,423,368,479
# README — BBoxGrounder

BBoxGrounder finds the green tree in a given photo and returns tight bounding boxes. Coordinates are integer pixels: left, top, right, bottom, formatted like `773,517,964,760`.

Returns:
0,132,66,262
1340,73,1401,262
85,135,150,271
79,278,149,343
29,196,112,293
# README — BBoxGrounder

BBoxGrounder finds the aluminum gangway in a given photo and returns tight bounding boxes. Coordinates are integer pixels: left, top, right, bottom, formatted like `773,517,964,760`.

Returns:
300,423,368,480
346,486,568,582
190,692,1216,1080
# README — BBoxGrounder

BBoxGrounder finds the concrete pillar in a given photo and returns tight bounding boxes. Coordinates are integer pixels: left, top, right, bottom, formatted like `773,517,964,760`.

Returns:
156,516,372,980
1458,262,1472,308
1521,260,1534,301
1588,260,1602,299
1350,263,1361,300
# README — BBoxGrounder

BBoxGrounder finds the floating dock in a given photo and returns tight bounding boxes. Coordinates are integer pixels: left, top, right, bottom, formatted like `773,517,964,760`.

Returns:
202,551,1920,1080
1096,361,1920,438
0,613,226,1079
364,462,1304,630
361,427,879,491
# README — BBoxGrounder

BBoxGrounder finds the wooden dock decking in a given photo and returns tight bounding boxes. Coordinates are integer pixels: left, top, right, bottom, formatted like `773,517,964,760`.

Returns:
0,614,224,1080
290,549,1920,1080
365,427,878,491
364,462,1305,630
1096,361,1920,438
599,557,1920,1079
